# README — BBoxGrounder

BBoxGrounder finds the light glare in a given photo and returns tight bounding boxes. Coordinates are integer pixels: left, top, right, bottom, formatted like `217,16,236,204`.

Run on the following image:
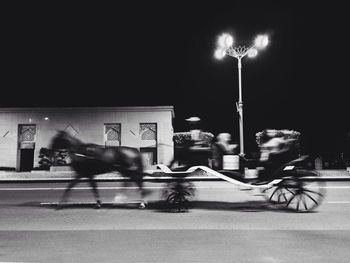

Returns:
217,33,233,48
247,48,258,58
224,35,233,48
214,48,226,60
254,35,269,49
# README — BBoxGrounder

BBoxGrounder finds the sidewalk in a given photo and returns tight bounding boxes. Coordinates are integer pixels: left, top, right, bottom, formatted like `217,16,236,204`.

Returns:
0,169,349,182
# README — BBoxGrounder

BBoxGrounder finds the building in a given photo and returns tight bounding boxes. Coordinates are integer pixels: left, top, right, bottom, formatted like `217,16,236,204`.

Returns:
0,106,175,171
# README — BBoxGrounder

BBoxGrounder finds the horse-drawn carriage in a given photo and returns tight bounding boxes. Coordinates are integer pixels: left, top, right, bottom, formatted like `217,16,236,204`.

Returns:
49,130,326,212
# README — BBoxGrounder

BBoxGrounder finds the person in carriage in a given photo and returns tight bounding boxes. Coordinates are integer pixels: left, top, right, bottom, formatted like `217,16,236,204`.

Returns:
256,129,300,182
211,132,238,170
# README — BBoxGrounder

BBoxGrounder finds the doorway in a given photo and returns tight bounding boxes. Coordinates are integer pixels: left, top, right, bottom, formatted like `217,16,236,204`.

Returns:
140,147,157,167
19,148,35,171
17,124,36,172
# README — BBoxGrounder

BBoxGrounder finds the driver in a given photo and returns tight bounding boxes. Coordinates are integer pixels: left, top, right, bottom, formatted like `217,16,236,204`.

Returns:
186,117,211,167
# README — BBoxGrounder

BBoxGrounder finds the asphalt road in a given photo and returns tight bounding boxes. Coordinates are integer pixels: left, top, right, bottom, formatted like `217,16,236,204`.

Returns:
1,181,350,262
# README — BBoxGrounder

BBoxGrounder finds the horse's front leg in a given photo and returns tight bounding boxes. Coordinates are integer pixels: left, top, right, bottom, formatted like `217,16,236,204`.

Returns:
87,177,102,209
139,185,149,208
57,176,80,209
137,180,149,209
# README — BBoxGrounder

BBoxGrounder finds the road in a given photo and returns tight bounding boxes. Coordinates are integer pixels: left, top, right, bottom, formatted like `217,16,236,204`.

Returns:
1,180,350,262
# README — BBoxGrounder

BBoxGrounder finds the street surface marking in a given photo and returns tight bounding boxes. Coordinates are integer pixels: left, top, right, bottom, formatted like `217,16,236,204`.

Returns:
39,201,350,206
40,201,144,205
0,186,237,191
327,201,350,204
0,186,163,191
1,185,350,191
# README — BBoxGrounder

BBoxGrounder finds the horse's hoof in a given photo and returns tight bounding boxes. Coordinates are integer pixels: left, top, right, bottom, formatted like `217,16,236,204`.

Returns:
95,200,102,209
139,202,147,209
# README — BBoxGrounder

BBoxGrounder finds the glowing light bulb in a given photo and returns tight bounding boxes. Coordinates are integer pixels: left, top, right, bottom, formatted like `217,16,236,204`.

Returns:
247,48,258,58
254,35,269,49
214,48,226,60
217,33,234,48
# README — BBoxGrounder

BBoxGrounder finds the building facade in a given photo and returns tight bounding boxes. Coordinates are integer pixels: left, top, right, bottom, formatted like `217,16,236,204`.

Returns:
0,106,175,171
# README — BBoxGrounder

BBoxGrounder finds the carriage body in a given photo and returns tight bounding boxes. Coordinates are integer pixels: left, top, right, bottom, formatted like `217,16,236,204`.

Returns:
161,131,326,213
159,156,325,213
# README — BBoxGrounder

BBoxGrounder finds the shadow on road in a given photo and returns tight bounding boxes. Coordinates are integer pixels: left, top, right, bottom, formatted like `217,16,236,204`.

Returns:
150,200,290,213
12,200,317,213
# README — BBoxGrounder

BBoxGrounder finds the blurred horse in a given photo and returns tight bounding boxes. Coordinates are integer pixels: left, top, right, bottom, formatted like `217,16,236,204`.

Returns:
49,131,147,208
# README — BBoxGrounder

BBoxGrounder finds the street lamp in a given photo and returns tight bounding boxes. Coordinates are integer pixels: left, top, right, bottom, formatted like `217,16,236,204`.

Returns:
214,33,269,157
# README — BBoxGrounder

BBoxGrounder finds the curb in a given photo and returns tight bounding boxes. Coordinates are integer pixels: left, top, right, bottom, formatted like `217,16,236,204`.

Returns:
0,169,349,183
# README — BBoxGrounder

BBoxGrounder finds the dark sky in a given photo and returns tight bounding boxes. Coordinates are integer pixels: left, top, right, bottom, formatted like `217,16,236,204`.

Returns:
2,1,349,155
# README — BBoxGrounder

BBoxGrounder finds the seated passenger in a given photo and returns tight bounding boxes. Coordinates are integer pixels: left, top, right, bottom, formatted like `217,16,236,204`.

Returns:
257,129,299,181
211,133,238,170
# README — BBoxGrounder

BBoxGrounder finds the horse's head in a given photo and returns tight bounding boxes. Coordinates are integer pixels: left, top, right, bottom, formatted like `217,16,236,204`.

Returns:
50,130,79,152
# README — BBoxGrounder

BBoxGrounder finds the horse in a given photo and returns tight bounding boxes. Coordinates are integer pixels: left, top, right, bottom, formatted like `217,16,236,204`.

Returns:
49,130,148,209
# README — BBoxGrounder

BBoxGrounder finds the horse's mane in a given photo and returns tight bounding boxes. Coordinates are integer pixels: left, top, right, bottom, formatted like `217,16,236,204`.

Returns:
51,130,84,150
63,131,83,144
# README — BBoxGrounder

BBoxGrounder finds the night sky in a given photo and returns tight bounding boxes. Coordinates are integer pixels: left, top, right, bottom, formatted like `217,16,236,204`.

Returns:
2,1,349,155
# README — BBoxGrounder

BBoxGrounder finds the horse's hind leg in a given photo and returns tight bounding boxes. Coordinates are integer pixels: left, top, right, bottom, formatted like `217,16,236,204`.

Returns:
87,177,101,209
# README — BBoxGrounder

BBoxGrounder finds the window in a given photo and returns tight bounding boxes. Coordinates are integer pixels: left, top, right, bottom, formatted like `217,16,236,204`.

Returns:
140,123,157,141
20,125,36,142
104,123,121,147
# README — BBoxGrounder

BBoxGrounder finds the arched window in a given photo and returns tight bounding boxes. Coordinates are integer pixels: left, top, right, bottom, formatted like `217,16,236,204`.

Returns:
21,125,36,142
105,123,121,147
140,123,156,140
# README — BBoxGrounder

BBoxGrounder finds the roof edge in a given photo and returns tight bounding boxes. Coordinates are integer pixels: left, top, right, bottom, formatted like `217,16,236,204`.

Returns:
0,106,175,117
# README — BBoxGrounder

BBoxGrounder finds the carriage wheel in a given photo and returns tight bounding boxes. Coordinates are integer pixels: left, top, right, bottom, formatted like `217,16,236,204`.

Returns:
262,171,326,212
163,181,195,212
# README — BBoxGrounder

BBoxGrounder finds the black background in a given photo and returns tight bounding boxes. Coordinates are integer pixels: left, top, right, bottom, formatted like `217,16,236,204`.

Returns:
1,1,349,155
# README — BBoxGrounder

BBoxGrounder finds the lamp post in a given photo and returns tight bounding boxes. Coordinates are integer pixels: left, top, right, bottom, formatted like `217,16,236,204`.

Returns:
215,33,269,157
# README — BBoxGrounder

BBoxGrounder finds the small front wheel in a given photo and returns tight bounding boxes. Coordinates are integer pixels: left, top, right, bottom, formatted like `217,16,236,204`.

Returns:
162,181,195,212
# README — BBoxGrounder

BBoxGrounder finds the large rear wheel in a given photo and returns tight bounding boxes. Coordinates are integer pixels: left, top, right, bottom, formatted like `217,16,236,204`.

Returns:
262,170,326,212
